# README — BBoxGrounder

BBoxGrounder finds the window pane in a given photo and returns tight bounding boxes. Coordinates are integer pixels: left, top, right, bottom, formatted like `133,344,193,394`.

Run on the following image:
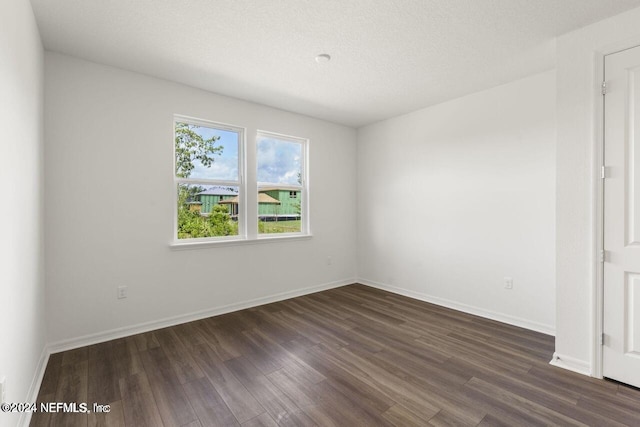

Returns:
175,122,239,180
257,136,302,185
258,188,302,234
177,184,239,239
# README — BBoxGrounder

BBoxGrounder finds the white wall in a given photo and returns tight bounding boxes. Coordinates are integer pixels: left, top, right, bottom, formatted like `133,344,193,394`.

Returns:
0,0,46,426
44,52,357,346
357,70,556,334
555,5,640,376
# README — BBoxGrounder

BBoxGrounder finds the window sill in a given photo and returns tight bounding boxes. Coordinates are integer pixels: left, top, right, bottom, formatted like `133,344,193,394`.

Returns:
169,234,312,250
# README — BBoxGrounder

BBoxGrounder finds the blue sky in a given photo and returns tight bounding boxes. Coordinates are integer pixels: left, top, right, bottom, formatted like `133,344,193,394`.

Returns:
188,127,239,181
257,136,301,185
181,124,302,185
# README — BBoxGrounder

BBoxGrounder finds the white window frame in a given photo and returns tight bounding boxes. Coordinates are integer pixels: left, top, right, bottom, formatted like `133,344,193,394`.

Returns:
171,118,311,249
173,115,246,244
256,130,310,238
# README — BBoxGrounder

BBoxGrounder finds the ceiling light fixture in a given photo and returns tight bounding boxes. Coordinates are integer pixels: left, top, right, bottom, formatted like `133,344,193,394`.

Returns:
315,54,331,63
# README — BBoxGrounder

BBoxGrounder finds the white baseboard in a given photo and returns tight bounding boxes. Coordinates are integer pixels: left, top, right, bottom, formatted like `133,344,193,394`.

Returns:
358,278,556,336
19,346,50,427
549,352,591,376
48,278,354,354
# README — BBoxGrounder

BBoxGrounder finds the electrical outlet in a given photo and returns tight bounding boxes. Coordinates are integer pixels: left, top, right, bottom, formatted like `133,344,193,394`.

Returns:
504,277,513,290
117,286,128,299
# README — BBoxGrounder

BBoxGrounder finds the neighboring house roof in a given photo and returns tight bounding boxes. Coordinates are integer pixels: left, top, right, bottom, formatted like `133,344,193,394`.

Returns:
197,187,238,196
259,193,281,204
259,187,299,192
219,194,281,204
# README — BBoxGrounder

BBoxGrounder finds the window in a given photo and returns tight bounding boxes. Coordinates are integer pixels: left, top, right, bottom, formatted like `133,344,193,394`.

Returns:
174,117,243,241
257,131,307,235
173,116,309,245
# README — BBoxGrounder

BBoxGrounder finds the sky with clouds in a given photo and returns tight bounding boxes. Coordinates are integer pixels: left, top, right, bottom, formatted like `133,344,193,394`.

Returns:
179,124,302,186
257,136,301,185
186,126,239,181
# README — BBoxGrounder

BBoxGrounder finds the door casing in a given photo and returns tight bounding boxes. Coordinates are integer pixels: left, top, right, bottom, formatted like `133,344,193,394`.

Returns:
594,39,640,379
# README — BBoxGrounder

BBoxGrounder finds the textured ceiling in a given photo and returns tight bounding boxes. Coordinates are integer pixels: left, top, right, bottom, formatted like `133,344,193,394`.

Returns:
30,0,640,127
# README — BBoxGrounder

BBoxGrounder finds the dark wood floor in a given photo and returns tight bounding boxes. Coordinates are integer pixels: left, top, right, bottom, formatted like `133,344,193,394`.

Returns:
30,284,640,426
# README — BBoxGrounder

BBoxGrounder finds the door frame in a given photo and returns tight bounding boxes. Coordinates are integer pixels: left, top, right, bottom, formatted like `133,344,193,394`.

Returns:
593,39,640,379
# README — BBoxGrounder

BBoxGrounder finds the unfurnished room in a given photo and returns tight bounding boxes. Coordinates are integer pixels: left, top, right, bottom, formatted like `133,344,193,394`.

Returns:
4,0,640,426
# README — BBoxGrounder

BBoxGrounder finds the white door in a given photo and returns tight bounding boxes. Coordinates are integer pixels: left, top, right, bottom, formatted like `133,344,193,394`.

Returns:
603,45,640,388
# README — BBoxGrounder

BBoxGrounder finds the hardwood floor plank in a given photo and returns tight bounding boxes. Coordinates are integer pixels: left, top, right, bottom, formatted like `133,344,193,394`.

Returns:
446,330,549,368
241,413,278,427
224,349,321,427
338,346,484,425
139,348,198,427
322,367,394,416
370,322,451,362
118,372,164,427
88,341,120,404
529,365,620,401
299,293,353,321
87,400,125,427
576,394,640,426
339,326,387,353
428,410,483,427
301,405,339,426
266,369,316,409
29,393,55,427
382,404,433,426
371,349,468,392
476,413,527,427
39,352,64,396
153,328,205,385
287,299,358,333
310,380,393,426
271,371,379,427
616,382,640,401
310,344,443,421
464,377,587,426
132,331,160,352
414,334,532,377
224,356,311,424
190,343,265,423
274,310,350,349
338,302,408,329
171,321,208,350
61,347,88,367
50,359,88,427
460,387,553,427
182,377,239,427
459,362,626,426
247,309,303,343
32,284,640,427
112,337,143,379
275,409,317,427
195,319,245,361
238,330,283,375
278,340,396,411
245,328,325,385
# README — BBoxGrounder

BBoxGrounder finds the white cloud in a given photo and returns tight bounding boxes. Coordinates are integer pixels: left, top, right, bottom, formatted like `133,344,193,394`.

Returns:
257,138,301,185
189,153,238,180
